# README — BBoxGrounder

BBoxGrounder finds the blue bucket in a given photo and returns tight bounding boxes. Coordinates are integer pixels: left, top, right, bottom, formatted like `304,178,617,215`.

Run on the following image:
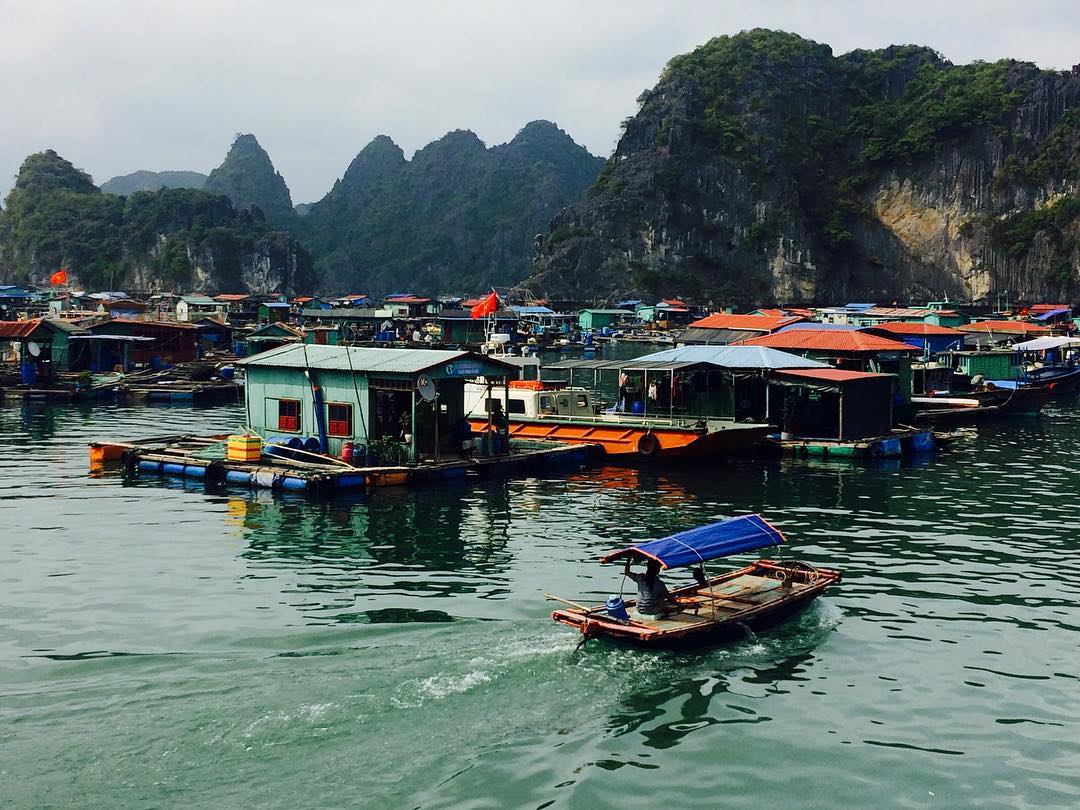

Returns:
219,365,235,380
605,595,629,622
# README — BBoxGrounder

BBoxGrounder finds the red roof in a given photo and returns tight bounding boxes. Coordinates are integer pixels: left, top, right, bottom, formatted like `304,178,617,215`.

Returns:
777,368,892,383
754,308,788,318
292,296,314,303
740,329,917,353
864,322,963,336
1029,303,1070,314
0,319,42,338
689,313,804,333
958,320,1050,334
661,298,688,307
105,318,197,330
214,294,250,302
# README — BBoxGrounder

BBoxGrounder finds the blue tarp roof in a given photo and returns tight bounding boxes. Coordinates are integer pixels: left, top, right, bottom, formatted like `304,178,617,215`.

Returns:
599,514,785,569
1032,308,1071,321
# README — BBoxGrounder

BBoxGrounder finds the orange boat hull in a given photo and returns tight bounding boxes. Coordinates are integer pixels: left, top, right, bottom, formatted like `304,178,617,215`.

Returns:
469,418,769,460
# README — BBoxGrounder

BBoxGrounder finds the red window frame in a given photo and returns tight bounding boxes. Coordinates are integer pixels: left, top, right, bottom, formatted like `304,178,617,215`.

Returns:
277,398,301,432
327,402,352,437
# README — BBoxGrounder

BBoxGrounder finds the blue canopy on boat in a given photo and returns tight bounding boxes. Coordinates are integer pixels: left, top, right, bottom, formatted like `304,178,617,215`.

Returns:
599,514,785,569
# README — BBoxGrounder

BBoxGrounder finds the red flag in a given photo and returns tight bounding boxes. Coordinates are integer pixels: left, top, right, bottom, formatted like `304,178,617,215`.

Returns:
50,268,68,285
470,290,499,319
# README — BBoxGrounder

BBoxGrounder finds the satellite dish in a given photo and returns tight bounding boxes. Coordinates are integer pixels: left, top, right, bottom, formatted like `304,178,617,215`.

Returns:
417,374,437,402
26,341,41,357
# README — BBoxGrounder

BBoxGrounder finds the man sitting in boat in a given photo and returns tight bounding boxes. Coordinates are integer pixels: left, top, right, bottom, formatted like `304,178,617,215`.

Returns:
624,559,671,620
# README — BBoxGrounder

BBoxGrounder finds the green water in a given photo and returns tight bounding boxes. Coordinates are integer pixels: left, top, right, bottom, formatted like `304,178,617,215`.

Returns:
1,398,1078,808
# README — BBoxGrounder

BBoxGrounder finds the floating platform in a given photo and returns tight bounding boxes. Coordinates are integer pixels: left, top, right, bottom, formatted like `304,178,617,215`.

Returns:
117,380,242,404
89,434,598,494
771,427,935,458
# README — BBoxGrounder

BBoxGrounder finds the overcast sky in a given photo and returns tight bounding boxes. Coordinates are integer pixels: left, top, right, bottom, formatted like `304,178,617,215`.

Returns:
2,0,1078,203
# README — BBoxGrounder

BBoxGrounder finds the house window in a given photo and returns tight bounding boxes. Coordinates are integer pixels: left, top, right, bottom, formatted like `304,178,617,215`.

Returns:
327,403,352,437
277,399,301,432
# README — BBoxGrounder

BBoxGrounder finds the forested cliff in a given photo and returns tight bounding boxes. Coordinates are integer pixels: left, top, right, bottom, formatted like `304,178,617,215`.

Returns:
531,30,1080,305
0,150,313,294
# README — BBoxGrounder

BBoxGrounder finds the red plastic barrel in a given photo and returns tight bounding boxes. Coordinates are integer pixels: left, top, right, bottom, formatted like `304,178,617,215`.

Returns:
340,441,354,462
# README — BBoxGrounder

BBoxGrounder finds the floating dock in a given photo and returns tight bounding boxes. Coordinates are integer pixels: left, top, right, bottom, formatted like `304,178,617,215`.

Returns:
771,427,936,458
90,434,598,494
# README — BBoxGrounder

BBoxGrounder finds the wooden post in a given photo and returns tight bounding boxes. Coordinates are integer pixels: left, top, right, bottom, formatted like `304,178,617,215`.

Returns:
502,375,510,454
838,386,844,441
410,388,417,463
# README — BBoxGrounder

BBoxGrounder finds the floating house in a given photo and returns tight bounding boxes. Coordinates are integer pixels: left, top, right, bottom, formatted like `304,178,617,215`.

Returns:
738,328,919,397
176,295,224,322
439,309,520,345
89,319,199,364
548,344,924,456
237,345,522,462
0,318,86,374
578,309,634,331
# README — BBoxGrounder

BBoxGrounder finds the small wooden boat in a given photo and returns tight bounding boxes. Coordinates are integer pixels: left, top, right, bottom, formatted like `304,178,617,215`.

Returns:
549,514,840,647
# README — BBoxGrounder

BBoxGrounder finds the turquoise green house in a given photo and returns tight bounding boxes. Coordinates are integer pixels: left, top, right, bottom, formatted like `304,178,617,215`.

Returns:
237,345,517,462
578,309,632,331
950,350,1019,381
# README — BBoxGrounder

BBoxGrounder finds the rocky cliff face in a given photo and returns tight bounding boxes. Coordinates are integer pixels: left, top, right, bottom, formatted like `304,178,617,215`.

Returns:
204,134,297,229
0,150,313,294
301,121,604,293
531,30,1080,305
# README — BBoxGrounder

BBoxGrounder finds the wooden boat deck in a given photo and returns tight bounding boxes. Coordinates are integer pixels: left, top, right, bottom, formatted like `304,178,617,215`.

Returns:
551,562,840,646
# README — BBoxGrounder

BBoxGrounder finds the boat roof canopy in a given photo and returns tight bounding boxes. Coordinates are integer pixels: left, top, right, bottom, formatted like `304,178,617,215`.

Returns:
599,514,785,569
1012,335,1080,352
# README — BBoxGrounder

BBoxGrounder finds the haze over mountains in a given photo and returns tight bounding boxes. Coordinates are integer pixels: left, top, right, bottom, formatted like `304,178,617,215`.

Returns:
4,29,1079,302
81,122,604,294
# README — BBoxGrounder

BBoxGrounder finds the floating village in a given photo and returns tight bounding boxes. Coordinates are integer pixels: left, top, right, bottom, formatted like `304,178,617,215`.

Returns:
5,284,1080,642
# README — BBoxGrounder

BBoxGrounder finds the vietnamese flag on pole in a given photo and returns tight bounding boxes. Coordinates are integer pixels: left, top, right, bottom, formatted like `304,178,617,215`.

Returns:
50,268,68,285
470,290,499,319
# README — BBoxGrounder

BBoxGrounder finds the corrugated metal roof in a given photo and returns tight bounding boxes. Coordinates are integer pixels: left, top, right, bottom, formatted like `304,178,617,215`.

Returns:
776,368,892,383
678,327,761,345
739,329,916,353
863,322,963,336
236,344,517,374
180,295,219,306
688,313,804,332
0,319,41,338
623,345,828,370
0,318,86,337
958,320,1050,334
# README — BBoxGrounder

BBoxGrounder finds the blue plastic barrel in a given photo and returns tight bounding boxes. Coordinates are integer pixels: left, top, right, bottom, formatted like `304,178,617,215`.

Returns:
606,595,630,622
149,356,162,371
20,362,36,385
303,437,321,453
631,401,645,415
287,437,304,450
219,365,235,380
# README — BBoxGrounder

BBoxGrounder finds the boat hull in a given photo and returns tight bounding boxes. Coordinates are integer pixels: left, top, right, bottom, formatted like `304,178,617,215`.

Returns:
469,418,770,460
